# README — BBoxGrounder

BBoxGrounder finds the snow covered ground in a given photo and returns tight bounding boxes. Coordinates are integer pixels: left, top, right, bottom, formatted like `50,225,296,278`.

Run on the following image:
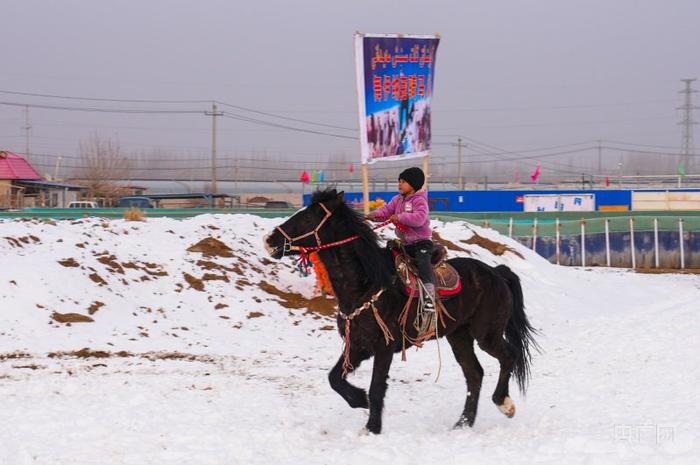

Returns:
1,213,698,465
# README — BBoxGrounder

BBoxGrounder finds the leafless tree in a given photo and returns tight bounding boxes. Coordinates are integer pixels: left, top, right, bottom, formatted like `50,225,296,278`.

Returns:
76,133,131,204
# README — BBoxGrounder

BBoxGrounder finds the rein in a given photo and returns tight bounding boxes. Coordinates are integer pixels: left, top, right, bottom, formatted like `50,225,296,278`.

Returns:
274,203,411,377
276,203,407,274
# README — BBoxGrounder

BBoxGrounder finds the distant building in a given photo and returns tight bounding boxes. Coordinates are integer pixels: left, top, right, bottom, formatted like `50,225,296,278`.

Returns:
0,151,87,208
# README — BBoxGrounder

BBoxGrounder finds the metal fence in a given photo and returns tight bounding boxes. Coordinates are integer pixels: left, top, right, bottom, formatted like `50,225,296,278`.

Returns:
438,213,700,269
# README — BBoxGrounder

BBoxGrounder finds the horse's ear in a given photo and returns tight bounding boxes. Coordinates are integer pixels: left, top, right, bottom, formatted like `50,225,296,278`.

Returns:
337,191,345,202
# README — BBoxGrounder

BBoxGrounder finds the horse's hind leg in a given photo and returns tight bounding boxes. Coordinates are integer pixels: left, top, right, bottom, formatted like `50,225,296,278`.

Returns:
447,325,484,428
328,348,371,409
477,334,516,418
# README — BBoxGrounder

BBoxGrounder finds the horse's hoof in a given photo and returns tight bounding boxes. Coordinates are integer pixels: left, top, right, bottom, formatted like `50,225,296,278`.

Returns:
453,415,474,429
363,422,381,435
498,396,516,418
345,389,369,409
359,427,370,436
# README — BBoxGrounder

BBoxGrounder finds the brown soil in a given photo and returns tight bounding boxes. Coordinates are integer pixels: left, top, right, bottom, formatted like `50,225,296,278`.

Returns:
89,272,107,286
97,255,125,274
462,232,523,259
202,273,229,282
88,301,105,315
4,237,23,247
13,364,44,370
196,260,243,275
187,238,233,258
58,258,80,268
247,311,264,319
46,349,214,363
634,268,700,275
432,231,469,253
122,261,168,277
52,312,94,323
214,303,229,310
0,352,31,361
259,281,336,317
183,272,205,291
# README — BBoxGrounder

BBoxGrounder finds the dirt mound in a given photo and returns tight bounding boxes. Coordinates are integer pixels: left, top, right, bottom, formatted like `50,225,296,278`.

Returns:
51,312,94,323
259,281,336,317
183,272,205,291
87,301,105,315
462,232,523,258
58,258,80,268
187,238,233,258
432,231,469,253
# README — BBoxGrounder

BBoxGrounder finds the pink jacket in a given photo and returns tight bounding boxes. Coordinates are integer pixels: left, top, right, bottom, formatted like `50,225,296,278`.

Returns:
372,191,432,245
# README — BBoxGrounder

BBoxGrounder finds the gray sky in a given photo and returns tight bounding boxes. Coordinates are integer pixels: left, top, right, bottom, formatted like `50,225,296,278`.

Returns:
2,0,699,179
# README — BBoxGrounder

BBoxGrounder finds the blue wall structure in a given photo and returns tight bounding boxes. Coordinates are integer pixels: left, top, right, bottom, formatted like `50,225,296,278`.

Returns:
304,188,700,212
525,231,700,268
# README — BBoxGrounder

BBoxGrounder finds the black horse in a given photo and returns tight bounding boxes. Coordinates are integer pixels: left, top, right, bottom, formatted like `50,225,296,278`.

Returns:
264,189,538,434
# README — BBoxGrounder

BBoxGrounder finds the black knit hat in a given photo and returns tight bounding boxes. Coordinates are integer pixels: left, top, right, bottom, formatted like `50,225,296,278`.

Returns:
399,167,425,191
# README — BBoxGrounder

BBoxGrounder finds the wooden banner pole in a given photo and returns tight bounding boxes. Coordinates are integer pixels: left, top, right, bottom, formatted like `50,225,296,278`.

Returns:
362,163,370,214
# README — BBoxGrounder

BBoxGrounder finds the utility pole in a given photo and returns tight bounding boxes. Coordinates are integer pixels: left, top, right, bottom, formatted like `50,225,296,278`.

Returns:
456,137,467,190
53,156,63,181
597,139,603,176
205,102,223,194
24,105,32,162
677,78,698,175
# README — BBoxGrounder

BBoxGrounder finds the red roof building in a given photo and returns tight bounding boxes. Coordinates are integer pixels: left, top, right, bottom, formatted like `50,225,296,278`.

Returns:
0,151,41,180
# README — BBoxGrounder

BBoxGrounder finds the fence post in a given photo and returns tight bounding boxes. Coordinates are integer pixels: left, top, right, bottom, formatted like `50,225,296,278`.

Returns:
581,220,586,267
629,217,636,269
555,218,560,265
508,217,513,238
532,218,538,252
605,218,611,267
653,217,659,269
679,218,685,269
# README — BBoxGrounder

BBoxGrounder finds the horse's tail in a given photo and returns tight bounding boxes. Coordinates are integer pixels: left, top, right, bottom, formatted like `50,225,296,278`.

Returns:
494,265,539,395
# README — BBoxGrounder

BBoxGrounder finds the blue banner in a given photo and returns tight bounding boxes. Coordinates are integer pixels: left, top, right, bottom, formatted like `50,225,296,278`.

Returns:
355,33,440,164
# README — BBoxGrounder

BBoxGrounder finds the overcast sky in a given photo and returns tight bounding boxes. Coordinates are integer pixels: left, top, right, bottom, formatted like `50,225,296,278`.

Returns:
2,0,699,176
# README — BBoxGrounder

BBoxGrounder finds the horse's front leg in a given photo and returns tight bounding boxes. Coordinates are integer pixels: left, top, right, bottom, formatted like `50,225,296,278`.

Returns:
365,346,394,434
328,348,371,409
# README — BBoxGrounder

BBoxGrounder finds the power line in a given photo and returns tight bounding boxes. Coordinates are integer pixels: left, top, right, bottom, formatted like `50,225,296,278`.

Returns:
0,89,357,132
216,100,355,132
0,100,204,114
0,89,211,104
221,112,358,140
439,99,675,112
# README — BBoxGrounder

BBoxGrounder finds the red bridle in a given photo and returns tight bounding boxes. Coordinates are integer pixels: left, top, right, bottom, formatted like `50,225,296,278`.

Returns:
274,202,405,273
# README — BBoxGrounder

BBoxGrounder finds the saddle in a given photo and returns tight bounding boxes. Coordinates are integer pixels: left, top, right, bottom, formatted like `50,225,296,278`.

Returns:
388,240,462,299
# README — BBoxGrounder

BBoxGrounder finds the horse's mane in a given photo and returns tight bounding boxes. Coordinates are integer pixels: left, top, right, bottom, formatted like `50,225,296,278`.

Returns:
310,189,396,291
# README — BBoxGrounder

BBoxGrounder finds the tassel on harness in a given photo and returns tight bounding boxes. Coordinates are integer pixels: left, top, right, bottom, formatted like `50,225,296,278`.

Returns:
338,289,387,377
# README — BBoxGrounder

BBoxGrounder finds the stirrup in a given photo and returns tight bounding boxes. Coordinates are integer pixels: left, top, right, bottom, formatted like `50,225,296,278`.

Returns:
416,311,436,339
423,293,436,312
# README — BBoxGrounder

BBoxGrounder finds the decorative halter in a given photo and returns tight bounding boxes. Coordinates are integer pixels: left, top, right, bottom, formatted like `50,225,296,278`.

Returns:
275,202,333,250
274,202,406,274
273,203,411,377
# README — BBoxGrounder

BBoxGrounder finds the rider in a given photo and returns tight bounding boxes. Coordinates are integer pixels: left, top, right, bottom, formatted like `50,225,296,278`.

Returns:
366,167,436,319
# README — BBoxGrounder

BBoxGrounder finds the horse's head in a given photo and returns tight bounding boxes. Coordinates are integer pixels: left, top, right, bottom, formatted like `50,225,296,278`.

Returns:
263,189,346,259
